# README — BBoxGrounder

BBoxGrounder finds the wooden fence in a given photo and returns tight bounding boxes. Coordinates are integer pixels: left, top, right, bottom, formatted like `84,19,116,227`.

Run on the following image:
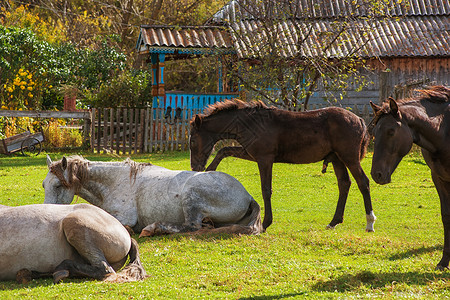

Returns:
90,107,202,154
91,103,374,154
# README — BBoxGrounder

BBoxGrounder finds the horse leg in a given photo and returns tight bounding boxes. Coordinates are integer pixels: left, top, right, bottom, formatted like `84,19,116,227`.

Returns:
52,259,114,283
431,173,450,270
56,215,119,283
140,201,262,237
139,221,201,237
16,269,53,284
327,156,351,229
346,162,376,232
140,188,210,237
206,146,255,171
257,159,274,230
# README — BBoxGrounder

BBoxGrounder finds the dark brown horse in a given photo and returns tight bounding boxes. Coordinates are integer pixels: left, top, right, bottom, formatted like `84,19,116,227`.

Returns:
189,100,376,231
370,85,450,270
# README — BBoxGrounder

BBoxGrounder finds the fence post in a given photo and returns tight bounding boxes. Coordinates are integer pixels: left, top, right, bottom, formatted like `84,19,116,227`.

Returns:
115,108,121,154
138,109,144,153
149,108,154,153
96,109,101,153
83,111,91,150
159,108,164,151
102,108,108,153
122,108,127,154
90,108,96,152
109,108,114,153
144,107,149,153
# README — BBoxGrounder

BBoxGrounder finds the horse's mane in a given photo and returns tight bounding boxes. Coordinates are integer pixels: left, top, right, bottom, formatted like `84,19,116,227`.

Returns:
197,99,272,120
380,86,450,112
49,155,89,192
49,156,152,190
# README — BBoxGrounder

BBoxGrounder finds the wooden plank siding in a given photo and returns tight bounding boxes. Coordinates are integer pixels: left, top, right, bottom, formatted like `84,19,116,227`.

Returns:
305,57,450,108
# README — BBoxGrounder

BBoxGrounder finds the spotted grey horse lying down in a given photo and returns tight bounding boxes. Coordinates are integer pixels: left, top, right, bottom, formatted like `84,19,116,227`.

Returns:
0,203,147,283
43,156,263,236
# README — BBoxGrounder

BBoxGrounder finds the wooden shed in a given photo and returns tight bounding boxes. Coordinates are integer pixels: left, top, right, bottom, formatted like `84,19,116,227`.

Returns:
137,0,450,111
205,0,450,108
136,25,239,110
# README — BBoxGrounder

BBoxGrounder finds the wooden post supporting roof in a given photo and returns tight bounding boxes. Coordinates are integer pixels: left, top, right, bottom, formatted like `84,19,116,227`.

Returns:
150,53,166,108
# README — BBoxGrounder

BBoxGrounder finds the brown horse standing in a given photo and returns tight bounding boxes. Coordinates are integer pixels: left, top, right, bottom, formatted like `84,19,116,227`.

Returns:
189,100,376,231
370,85,450,270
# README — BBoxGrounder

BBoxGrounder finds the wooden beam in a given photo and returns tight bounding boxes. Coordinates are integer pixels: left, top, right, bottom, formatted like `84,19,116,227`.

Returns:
0,110,91,119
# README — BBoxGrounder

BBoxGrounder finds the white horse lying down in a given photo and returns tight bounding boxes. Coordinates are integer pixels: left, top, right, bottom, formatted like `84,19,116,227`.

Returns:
43,156,262,236
0,203,147,283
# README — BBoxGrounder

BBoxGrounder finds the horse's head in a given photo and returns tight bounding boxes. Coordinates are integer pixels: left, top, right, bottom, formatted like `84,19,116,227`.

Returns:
370,98,414,184
189,115,216,171
43,155,76,204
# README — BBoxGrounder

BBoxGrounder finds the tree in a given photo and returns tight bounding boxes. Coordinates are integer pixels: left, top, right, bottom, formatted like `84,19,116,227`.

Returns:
1,0,228,54
0,24,127,110
215,0,403,110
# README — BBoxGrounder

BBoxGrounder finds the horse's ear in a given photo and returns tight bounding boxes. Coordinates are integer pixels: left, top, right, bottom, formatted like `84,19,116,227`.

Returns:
369,101,381,114
193,115,202,129
389,98,401,118
46,154,52,169
61,156,68,170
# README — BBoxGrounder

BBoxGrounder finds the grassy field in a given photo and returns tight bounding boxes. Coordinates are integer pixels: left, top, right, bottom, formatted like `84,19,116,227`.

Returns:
0,150,449,299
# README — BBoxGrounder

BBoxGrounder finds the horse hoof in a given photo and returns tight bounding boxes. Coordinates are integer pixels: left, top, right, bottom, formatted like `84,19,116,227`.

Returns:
53,270,70,283
326,224,335,230
139,224,157,237
365,229,375,233
16,269,32,284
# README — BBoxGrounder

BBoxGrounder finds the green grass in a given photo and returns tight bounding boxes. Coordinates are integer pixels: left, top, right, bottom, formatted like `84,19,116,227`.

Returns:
1,150,450,299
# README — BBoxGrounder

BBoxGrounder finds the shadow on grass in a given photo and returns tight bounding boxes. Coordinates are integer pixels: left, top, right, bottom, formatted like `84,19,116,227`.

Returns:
388,245,442,261
0,277,89,291
137,231,247,243
312,269,450,293
0,155,47,168
0,151,191,168
238,292,308,299
412,159,427,166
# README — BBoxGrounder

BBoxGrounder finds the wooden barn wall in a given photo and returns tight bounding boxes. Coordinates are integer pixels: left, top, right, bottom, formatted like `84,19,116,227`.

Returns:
307,57,450,107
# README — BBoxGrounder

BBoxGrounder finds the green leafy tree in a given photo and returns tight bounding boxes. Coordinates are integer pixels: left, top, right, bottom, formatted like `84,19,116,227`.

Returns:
217,0,403,110
0,26,66,109
85,70,151,108
0,24,127,110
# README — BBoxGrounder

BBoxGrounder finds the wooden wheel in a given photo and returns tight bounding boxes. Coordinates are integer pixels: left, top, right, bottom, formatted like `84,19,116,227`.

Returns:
21,137,42,156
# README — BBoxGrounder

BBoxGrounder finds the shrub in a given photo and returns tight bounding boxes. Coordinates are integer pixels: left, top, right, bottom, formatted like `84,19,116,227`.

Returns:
42,119,83,148
85,70,151,108
0,116,38,139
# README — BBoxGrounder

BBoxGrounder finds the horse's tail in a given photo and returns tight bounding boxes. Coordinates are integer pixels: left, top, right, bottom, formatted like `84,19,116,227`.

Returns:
243,198,263,234
187,198,263,236
107,238,148,283
359,117,370,161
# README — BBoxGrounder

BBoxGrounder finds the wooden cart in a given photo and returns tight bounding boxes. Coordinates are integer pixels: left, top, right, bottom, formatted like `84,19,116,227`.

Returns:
0,131,44,156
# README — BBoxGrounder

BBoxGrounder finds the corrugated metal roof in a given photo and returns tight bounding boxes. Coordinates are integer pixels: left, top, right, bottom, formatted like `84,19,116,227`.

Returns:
228,16,449,58
207,0,450,24
136,0,449,59
205,0,450,58
136,25,235,55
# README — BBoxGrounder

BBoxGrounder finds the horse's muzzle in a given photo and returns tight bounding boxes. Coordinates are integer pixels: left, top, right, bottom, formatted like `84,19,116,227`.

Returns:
371,170,391,185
